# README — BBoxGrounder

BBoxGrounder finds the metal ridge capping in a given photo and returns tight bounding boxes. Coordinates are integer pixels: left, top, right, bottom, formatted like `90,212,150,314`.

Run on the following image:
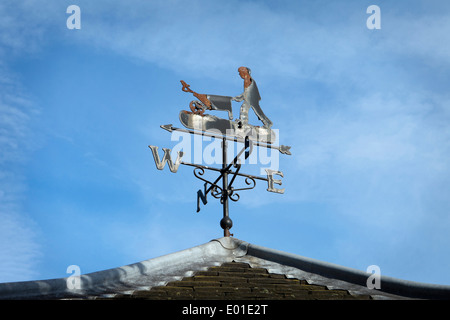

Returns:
245,242,450,300
1,237,450,299
0,239,234,299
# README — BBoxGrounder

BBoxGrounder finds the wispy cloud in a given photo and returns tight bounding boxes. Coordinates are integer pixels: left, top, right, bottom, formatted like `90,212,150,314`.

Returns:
0,77,42,282
69,0,344,79
0,1,47,282
0,207,41,282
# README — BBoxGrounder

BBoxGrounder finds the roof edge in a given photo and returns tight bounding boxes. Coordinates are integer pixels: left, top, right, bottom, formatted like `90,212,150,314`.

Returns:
0,237,243,300
1,237,449,300
246,242,450,300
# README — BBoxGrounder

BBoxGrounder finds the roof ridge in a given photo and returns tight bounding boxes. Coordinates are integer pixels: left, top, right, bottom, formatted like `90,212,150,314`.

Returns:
210,237,248,257
1,237,449,300
244,241,450,300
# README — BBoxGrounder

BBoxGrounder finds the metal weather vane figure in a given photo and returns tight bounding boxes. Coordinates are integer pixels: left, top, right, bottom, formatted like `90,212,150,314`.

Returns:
149,67,291,237
233,66,273,130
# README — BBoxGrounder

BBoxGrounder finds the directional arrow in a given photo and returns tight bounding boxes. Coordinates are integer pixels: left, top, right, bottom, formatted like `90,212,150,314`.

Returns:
160,124,292,155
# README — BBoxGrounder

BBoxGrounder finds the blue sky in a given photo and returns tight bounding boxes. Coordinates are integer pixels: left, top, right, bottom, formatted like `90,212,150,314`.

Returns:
1,0,450,286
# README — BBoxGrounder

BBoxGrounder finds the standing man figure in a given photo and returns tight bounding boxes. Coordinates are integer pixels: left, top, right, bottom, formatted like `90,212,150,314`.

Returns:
232,67,273,129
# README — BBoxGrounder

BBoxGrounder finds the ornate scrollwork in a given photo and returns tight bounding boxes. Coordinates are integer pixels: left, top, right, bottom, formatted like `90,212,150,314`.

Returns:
232,177,256,192
193,167,223,197
228,176,257,202
228,189,240,202
211,186,223,199
193,167,211,185
193,166,205,179
193,165,257,206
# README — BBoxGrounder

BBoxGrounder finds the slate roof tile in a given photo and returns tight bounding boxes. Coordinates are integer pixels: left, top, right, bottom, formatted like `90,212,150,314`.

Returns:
109,261,372,300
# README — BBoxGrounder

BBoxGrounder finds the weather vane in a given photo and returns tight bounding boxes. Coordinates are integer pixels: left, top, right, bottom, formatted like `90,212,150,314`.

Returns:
149,67,291,237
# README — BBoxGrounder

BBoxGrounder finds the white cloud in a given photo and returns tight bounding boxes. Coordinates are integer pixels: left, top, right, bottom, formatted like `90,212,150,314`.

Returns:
67,1,340,79
0,2,46,281
0,90,42,281
287,87,450,232
0,209,42,282
385,13,450,67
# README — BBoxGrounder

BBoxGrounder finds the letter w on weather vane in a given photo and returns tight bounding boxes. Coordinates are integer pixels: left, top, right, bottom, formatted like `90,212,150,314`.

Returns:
148,67,291,237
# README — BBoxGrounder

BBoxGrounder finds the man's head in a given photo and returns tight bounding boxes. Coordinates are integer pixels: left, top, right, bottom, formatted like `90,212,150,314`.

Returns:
238,66,251,79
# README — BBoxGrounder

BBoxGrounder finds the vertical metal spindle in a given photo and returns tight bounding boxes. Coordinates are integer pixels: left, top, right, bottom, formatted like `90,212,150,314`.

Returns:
220,138,232,237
